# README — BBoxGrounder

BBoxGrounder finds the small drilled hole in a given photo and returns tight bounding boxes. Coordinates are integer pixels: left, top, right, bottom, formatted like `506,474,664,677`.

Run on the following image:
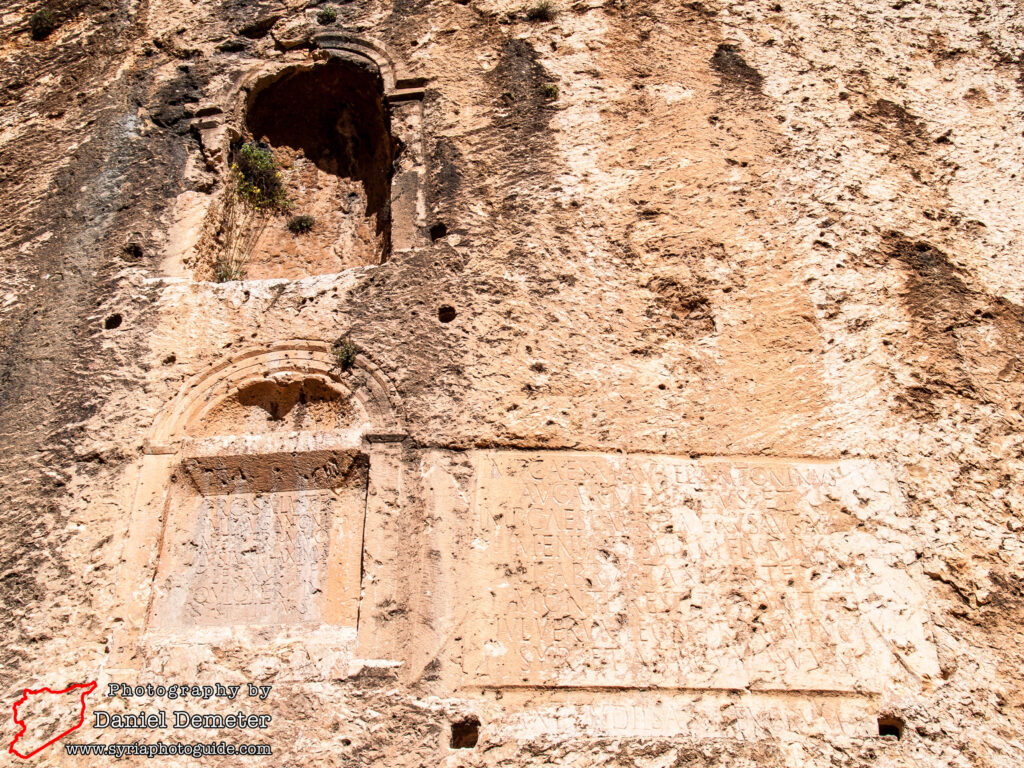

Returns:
878,717,903,739
450,718,479,749
430,222,448,241
104,313,123,330
438,305,456,323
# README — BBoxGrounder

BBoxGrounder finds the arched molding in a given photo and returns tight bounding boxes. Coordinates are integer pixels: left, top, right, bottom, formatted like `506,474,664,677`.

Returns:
146,340,405,451
227,34,424,131
312,33,399,94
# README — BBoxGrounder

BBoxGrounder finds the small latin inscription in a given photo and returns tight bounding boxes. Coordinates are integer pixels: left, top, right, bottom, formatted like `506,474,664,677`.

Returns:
150,480,364,630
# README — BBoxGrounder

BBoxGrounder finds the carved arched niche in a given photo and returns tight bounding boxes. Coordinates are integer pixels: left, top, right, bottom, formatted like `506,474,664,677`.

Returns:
109,342,406,674
186,35,426,282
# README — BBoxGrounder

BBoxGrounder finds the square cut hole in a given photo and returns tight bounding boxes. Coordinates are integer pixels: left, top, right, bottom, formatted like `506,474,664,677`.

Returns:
450,717,479,749
878,716,904,739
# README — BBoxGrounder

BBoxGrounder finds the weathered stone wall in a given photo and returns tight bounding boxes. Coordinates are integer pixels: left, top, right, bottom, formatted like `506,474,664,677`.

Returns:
1,0,1023,765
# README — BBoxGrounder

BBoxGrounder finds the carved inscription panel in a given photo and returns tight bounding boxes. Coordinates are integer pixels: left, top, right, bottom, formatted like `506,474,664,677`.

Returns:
459,451,938,692
149,466,366,630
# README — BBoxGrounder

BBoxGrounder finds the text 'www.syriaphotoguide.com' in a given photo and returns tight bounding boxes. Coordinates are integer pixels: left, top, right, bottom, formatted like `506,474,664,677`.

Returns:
64,741,272,758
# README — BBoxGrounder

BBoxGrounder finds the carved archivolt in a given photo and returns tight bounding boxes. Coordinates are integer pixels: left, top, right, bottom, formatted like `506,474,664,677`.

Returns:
146,340,405,451
233,33,426,106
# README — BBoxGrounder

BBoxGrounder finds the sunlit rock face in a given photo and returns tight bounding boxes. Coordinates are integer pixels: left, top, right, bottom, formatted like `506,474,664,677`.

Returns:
1,0,1023,765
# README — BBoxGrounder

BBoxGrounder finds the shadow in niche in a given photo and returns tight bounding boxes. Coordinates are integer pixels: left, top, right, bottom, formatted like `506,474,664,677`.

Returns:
236,378,341,420
191,378,353,437
247,57,396,244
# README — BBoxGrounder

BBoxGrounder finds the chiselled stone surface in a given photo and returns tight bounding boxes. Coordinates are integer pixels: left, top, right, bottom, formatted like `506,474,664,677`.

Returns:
456,451,937,692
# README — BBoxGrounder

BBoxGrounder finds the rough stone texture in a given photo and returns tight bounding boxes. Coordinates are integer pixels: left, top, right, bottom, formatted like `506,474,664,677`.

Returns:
0,0,1023,765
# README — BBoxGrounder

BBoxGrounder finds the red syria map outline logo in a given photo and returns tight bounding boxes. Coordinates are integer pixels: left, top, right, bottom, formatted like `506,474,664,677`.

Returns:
8,681,97,759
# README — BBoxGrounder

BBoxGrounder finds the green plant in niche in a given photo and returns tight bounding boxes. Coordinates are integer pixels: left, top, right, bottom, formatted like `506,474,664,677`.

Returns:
212,254,247,282
211,142,287,283
29,7,56,39
332,338,359,371
525,0,556,21
539,83,559,99
317,5,337,24
233,142,288,212
287,214,315,234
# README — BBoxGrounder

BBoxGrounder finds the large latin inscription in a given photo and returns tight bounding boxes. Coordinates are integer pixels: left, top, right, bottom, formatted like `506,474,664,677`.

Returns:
459,451,938,692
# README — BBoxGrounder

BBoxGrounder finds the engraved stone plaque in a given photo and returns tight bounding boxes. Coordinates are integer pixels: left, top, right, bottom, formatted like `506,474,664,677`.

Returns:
457,450,938,693
149,450,367,630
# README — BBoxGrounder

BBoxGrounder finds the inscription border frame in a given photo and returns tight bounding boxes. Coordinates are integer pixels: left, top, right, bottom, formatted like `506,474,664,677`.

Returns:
107,341,406,676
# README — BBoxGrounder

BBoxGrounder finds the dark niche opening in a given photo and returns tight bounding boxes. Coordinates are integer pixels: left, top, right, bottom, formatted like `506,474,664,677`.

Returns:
104,313,123,330
191,377,353,437
878,717,904,739
450,718,479,749
235,57,396,278
236,378,341,421
248,58,394,240
438,305,456,323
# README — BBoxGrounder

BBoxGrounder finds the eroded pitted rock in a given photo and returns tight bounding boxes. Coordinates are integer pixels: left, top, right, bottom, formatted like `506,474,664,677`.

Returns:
1,0,1024,766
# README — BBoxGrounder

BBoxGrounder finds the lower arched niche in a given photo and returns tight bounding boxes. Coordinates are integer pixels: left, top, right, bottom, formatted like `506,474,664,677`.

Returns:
108,342,405,679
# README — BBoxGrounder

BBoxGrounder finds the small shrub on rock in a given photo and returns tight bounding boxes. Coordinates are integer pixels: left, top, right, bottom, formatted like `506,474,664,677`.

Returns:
233,142,288,212
287,214,315,233
539,83,559,99
317,6,337,24
213,255,247,282
332,337,359,371
29,8,56,40
525,0,556,21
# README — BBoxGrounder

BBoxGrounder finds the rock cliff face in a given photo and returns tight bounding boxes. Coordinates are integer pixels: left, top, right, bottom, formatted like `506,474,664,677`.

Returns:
1,0,1023,765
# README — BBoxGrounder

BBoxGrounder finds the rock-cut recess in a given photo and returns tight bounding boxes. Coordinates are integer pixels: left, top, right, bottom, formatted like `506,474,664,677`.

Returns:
216,57,397,281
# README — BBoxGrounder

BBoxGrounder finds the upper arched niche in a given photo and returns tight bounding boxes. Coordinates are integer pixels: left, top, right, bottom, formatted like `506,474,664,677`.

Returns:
239,58,395,277
247,58,394,236
187,36,427,282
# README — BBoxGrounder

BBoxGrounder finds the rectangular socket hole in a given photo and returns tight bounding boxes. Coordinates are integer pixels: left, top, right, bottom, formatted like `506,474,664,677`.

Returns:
878,717,904,739
450,717,480,749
